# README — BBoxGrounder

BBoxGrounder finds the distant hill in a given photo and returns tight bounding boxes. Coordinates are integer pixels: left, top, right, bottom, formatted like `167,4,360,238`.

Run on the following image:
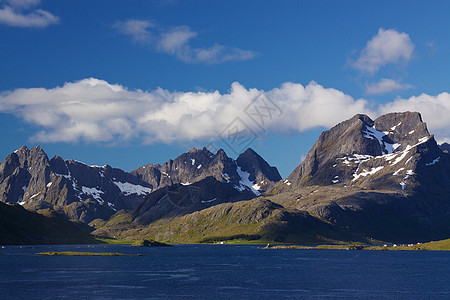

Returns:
0,201,96,245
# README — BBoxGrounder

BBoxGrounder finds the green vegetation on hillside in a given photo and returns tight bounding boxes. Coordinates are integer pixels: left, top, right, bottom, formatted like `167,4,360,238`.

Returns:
94,198,375,245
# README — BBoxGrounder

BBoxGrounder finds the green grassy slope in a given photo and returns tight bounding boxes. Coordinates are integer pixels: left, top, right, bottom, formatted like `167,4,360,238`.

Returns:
94,198,375,245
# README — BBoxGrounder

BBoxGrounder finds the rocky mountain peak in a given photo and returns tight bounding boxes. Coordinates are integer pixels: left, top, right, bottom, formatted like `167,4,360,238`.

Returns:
14,145,29,155
214,148,228,159
356,113,374,126
187,147,197,153
373,112,430,152
284,111,443,190
236,148,282,190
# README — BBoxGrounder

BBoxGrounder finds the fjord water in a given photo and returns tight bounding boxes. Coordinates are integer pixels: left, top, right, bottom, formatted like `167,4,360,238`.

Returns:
1,244,449,299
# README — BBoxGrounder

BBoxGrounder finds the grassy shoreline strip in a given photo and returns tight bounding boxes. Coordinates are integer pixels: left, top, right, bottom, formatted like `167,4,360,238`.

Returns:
264,238,450,251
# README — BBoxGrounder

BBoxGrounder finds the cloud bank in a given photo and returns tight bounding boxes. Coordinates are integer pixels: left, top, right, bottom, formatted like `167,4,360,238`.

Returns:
114,20,257,64
0,78,449,144
0,0,59,28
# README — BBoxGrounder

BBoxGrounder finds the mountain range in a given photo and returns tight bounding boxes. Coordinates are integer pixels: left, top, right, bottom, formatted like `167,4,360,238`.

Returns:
0,144,280,238
1,111,449,244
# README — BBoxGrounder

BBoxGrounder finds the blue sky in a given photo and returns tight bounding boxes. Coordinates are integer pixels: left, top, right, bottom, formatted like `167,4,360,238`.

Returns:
0,0,449,177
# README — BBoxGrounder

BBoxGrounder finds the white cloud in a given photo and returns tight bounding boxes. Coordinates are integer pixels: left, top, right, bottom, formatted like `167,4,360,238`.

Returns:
0,78,372,144
158,26,197,54
352,28,414,74
0,2,58,28
1,78,448,145
113,20,154,43
378,92,450,143
366,78,413,94
266,81,371,131
114,20,257,64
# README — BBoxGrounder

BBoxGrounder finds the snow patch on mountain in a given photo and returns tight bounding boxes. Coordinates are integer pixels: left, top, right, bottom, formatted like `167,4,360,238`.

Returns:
113,181,152,196
236,165,261,196
81,186,104,202
201,198,217,203
390,122,402,131
393,168,404,176
337,154,373,165
353,166,384,181
108,202,117,211
362,123,396,155
399,170,415,190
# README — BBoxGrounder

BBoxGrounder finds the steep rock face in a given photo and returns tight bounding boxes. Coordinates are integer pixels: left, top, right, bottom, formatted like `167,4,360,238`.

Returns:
131,147,281,196
269,112,450,242
0,146,49,206
236,148,282,191
0,146,153,223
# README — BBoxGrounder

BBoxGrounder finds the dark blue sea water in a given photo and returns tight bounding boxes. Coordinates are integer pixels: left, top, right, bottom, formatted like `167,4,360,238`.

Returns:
1,244,449,299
